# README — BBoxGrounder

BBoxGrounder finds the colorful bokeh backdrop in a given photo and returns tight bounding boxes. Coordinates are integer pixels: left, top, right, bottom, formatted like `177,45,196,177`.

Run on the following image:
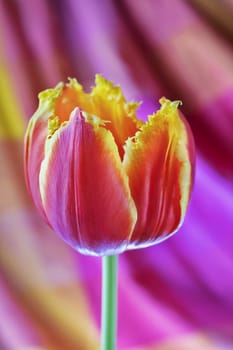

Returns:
0,1,233,349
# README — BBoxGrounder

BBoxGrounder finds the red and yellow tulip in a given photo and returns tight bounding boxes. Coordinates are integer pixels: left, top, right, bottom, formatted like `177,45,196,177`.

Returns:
24,75,195,256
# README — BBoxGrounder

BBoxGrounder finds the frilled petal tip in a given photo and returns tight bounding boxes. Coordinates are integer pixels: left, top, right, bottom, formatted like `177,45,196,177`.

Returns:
58,74,142,158
123,97,195,249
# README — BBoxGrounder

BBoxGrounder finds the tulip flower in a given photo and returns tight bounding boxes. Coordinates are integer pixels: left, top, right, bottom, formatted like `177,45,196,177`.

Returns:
24,74,195,256
24,74,195,350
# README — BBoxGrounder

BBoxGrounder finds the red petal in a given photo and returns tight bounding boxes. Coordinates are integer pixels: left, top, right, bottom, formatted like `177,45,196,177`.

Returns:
24,110,48,220
24,84,64,221
123,99,195,248
39,109,137,255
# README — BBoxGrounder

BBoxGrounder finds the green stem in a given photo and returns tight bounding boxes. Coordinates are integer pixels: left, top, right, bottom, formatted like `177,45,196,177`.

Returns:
101,255,118,350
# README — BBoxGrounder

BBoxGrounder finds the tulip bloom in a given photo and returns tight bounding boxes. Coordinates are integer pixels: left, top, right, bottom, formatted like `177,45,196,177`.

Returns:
24,75,195,256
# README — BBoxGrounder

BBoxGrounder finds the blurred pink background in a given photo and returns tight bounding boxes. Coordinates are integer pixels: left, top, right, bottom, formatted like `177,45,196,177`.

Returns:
0,1,233,349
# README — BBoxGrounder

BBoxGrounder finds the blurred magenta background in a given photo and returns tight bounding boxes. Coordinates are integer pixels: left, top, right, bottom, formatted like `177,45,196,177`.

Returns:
0,1,233,349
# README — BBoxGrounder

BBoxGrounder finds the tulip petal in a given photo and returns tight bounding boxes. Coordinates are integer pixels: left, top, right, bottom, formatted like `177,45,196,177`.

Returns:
55,75,142,157
123,98,195,248
39,109,137,255
24,83,64,220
